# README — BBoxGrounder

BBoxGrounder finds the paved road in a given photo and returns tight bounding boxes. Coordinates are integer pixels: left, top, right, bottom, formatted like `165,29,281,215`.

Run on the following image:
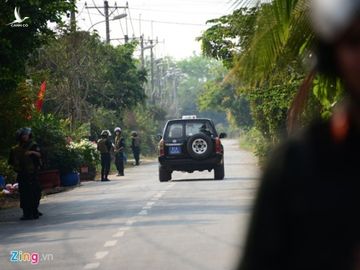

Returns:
0,139,259,270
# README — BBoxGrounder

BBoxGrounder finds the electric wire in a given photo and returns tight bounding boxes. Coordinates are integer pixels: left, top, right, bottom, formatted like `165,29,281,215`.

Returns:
127,5,136,37
76,3,86,19
91,0,104,16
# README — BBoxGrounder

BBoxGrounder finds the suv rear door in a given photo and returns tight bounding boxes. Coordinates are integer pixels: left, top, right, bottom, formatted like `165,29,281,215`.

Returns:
163,120,217,159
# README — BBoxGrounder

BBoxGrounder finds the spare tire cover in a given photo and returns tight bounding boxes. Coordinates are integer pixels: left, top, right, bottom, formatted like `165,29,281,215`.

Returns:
186,133,213,160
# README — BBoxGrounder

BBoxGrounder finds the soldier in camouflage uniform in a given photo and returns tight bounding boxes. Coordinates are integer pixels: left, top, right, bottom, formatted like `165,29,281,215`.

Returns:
8,128,42,220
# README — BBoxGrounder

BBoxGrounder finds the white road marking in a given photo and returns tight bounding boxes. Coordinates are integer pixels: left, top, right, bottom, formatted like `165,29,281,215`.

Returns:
118,227,130,231
167,183,175,189
147,202,155,206
151,197,160,201
112,231,125,238
126,220,136,225
138,210,148,215
95,251,109,260
154,193,163,198
104,240,118,247
143,206,152,209
84,263,100,269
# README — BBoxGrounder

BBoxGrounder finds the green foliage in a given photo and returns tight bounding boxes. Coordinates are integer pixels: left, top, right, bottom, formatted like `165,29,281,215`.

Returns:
199,81,253,128
247,79,300,142
313,76,344,118
123,105,166,156
69,140,99,169
239,127,271,164
0,0,74,93
0,157,17,184
0,82,35,156
30,113,68,171
176,56,227,123
199,8,258,68
28,32,146,126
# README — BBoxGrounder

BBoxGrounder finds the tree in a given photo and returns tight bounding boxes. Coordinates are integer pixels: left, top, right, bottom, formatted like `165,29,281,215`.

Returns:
199,7,258,68
0,0,75,94
199,81,253,129
27,32,147,129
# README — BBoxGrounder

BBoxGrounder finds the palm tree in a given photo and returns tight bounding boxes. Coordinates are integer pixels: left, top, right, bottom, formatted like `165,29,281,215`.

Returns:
231,0,312,86
231,0,343,131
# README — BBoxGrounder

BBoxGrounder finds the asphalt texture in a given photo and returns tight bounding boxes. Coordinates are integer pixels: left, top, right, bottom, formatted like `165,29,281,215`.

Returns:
0,139,259,270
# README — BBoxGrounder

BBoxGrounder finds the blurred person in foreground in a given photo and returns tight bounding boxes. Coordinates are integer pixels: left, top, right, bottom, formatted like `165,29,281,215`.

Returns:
239,0,360,269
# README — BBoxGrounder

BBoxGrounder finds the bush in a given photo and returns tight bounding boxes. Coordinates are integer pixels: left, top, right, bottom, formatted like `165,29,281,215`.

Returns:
0,157,17,184
52,146,82,175
69,139,99,170
31,113,83,174
239,127,272,165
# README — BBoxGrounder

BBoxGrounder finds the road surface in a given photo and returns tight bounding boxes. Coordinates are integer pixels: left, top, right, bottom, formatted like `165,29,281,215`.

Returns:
0,139,259,270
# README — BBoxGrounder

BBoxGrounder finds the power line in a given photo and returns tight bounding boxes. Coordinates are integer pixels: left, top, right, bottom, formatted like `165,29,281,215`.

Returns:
86,1,128,44
128,6,225,16
127,4,136,37
131,18,206,27
76,3,86,19
84,11,207,27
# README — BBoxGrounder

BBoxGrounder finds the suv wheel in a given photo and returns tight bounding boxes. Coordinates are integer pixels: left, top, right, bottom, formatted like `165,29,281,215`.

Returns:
214,162,225,180
159,166,171,182
187,133,213,160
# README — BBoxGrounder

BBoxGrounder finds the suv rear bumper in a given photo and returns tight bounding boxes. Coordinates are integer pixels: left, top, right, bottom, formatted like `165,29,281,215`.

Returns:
158,154,223,172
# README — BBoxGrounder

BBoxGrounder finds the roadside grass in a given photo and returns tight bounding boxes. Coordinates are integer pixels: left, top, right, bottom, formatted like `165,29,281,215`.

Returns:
239,128,262,152
239,128,272,166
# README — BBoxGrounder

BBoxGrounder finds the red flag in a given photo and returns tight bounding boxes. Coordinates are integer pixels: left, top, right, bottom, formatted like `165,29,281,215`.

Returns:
35,81,46,112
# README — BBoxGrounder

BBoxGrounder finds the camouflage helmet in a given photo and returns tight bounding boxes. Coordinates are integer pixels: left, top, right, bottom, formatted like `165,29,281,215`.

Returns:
16,127,32,141
100,130,111,137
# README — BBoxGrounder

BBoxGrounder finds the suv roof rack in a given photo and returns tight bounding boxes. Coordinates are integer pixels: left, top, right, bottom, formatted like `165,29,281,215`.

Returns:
181,115,197,119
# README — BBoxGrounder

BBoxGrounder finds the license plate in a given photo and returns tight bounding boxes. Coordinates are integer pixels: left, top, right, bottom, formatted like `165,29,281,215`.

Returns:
169,146,181,155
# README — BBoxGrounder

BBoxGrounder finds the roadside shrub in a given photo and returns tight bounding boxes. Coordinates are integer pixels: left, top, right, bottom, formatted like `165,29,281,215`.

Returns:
0,157,17,184
239,127,272,165
69,139,99,170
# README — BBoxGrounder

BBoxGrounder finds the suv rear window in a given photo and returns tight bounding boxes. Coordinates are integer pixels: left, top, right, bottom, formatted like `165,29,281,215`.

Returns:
167,123,183,139
165,121,216,139
185,122,215,137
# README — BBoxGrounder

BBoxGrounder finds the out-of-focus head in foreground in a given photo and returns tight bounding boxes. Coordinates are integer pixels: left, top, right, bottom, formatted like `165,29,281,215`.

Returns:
313,0,360,102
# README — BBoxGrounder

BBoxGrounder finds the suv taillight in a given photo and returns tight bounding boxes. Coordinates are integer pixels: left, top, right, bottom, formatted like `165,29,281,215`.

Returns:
159,139,165,157
215,138,222,154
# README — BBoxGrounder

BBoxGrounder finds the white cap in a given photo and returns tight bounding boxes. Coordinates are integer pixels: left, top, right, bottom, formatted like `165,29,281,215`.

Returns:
311,0,360,42
114,127,122,132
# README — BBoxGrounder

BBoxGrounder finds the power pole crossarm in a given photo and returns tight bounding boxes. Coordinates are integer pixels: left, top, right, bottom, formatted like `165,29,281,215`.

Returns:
86,1,128,44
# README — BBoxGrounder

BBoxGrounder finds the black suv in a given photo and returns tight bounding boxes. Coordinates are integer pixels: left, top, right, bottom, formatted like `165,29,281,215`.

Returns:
158,117,227,182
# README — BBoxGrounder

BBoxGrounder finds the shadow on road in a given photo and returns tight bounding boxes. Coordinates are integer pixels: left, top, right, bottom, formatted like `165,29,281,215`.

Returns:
171,178,218,182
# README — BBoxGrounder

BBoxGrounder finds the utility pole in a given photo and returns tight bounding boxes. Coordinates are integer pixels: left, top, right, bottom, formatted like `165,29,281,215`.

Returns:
104,1,110,43
86,1,128,44
140,35,144,69
70,0,76,32
150,39,154,99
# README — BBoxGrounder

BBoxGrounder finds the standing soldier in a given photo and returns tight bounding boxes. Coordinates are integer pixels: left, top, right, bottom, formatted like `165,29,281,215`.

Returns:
97,130,112,182
114,127,125,176
131,131,141,166
8,128,42,220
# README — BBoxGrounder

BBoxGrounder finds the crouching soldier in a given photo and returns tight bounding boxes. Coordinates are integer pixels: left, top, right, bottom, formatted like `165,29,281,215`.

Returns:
97,130,112,182
8,128,42,220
